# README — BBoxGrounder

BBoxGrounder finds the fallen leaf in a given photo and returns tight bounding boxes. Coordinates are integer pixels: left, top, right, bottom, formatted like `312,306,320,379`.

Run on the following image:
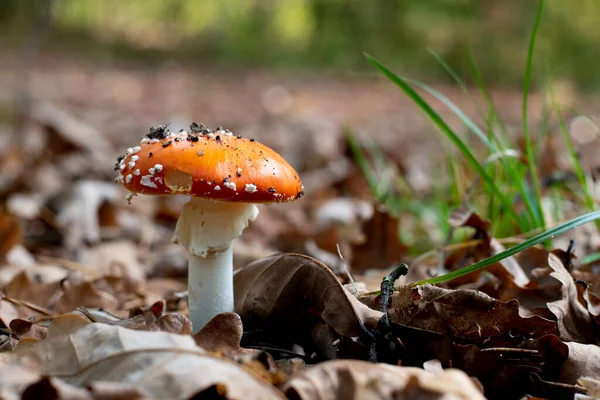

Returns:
454,335,569,399
194,312,255,358
350,206,408,272
9,319,48,341
280,359,486,400
56,180,120,250
560,342,600,385
17,314,284,399
55,280,119,314
447,206,529,288
79,240,146,286
547,254,594,343
360,284,557,345
2,271,60,308
234,253,383,358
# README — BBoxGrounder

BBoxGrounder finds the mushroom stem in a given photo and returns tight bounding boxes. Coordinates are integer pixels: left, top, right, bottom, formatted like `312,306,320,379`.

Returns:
173,197,259,332
188,247,233,331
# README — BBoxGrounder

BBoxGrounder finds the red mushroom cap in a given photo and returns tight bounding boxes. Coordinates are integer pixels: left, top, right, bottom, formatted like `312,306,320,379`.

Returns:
116,126,303,203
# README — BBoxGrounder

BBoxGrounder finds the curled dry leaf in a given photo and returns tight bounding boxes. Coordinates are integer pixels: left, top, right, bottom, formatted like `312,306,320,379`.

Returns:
547,254,594,343
16,314,284,400
234,253,383,357
194,312,255,358
280,359,486,400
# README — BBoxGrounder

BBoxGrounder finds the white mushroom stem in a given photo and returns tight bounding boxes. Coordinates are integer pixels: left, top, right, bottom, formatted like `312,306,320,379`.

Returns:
187,247,233,332
173,197,259,333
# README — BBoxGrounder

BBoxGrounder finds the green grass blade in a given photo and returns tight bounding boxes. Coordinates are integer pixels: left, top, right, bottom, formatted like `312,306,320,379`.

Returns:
412,209,600,286
403,77,537,230
365,54,522,225
581,252,600,265
405,77,493,149
427,48,486,122
522,0,546,228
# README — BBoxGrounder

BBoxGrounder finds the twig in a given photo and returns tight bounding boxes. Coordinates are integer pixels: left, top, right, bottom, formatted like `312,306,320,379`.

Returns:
379,264,409,329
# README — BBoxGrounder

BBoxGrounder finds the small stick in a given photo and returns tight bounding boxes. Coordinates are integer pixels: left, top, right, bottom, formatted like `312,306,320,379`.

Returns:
379,264,409,328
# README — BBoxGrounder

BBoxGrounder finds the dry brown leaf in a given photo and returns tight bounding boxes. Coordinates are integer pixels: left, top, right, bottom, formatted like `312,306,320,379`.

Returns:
234,253,383,357
9,319,48,341
17,314,284,399
572,270,600,325
447,206,529,288
280,359,486,400
0,293,55,327
57,180,120,250
3,271,60,308
361,284,556,344
560,342,600,385
194,312,255,358
454,334,569,399
350,206,408,272
55,280,119,313
547,254,594,343
80,241,146,285
495,247,561,311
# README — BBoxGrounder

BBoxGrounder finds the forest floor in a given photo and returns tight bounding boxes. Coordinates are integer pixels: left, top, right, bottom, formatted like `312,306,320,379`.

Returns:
1,54,600,399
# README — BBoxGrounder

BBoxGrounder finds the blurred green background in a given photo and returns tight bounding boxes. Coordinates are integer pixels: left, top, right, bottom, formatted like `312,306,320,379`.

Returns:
1,0,599,88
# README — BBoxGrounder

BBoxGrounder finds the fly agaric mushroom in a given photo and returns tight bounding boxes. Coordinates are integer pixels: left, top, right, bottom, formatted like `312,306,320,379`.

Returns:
115,124,303,332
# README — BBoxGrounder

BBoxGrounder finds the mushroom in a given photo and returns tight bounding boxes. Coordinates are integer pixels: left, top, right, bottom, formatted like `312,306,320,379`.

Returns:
115,124,304,332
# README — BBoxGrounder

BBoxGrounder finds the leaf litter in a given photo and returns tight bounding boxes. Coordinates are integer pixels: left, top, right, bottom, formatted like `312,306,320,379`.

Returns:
1,62,600,399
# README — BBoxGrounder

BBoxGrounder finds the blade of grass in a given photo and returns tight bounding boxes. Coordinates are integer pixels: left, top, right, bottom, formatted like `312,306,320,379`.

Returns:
581,252,600,265
412,209,600,286
522,0,546,229
401,76,536,231
427,48,486,122
365,54,523,226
